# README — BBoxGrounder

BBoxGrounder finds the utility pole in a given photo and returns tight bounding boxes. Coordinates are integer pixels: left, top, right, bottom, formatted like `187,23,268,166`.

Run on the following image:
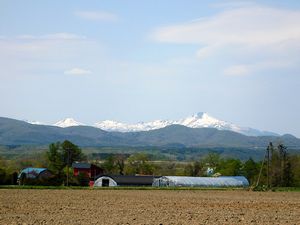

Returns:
66,147,70,187
256,150,267,187
267,143,270,189
255,143,273,189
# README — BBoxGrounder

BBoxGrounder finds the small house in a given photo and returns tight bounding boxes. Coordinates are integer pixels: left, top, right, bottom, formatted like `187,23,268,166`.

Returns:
72,162,104,180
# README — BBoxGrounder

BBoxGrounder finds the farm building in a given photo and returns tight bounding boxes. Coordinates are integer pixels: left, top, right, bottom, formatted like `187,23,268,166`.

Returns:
94,175,160,187
72,162,104,180
152,176,249,188
18,168,53,185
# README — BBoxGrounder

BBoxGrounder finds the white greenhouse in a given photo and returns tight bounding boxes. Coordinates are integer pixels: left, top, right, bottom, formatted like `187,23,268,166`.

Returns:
152,176,249,188
94,176,118,187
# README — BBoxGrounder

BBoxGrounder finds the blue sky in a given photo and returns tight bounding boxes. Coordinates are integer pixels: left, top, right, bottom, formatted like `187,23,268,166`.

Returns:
1,0,300,136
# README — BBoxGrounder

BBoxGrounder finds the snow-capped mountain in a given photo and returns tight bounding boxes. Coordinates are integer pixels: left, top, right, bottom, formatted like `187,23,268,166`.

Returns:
94,112,278,136
176,112,277,136
45,112,277,136
94,119,173,132
54,118,85,128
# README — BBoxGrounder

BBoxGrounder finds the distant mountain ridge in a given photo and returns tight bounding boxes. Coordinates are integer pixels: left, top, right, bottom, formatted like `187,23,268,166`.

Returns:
29,112,278,137
1,117,299,148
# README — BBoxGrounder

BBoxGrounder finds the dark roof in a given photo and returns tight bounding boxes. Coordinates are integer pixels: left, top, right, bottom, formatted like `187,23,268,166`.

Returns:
72,162,91,169
97,175,161,186
72,162,103,171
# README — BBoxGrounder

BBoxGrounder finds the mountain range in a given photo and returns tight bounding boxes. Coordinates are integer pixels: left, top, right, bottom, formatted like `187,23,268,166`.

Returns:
29,112,278,137
1,116,299,149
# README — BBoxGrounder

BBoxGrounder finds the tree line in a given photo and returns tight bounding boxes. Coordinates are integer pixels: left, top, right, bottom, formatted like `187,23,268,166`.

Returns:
0,140,299,187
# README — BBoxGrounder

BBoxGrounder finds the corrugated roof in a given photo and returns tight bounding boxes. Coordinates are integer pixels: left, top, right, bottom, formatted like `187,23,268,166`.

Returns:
18,168,47,179
153,176,249,187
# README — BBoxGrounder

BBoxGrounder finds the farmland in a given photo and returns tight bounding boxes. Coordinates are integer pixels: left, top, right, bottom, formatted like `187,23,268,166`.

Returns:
0,189,299,224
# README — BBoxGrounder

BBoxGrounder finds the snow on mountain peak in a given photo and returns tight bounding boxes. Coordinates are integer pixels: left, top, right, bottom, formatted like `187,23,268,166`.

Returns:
30,112,276,136
94,120,130,132
94,112,229,133
93,112,276,136
54,118,85,128
178,112,226,129
94,119,173,132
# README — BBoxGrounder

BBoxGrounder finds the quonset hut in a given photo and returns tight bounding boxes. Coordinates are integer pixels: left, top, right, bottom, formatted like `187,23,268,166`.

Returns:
152,176,249,188
18,168,53,185
94,175,160,187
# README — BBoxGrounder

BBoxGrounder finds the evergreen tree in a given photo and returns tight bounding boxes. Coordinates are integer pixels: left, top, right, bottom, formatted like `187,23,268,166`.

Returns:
47,140,86,178
242,158,259,185
47,142,65,176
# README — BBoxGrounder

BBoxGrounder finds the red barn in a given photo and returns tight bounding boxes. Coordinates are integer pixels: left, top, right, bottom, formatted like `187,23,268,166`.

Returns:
72,162,104,181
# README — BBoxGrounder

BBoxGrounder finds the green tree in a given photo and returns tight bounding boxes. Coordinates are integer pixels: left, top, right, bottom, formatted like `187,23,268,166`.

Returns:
103,155,117,174
262,143,295,187
201,152,221,170
242,158,259,185
47,140,86,179
283,158,293,186
125,153,154,175
0,168,6,185
269,143,281,186
102,154,126,175
61,140,86,167
184,161,204,176
218,158,242,176
289,155,300,186
47,142,64,176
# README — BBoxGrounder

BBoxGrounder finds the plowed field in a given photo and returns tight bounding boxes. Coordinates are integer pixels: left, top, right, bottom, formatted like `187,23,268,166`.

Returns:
0,189,299,225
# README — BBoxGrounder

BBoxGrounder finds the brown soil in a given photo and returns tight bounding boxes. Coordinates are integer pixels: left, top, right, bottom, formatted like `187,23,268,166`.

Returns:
0,189,299,225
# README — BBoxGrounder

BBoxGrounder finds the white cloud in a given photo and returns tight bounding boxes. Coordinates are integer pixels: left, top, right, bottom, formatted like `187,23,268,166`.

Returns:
16,33,86,40
196,44,220,59
0,33,90,60
224,60,293,76
41,33,86,40
0,33,101,77
224,65,250,76
75,11,118,22
151,5,300,74
210,1,256,9
64,68,92,75
152,6,300,46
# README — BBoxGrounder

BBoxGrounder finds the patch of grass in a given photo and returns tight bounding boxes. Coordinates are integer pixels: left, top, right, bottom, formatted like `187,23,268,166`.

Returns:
252,186,300,192
0,185,247,191
93,186,247,191
270,187,300,192
0,185,90,190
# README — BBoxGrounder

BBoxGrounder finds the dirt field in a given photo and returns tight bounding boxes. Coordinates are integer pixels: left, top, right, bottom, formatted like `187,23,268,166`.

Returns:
0,189,299,225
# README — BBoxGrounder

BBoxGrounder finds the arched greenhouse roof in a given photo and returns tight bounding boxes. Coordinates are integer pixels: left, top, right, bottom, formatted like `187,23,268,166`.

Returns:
152,176,249,187
94,176,118,187
18,168,47,179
